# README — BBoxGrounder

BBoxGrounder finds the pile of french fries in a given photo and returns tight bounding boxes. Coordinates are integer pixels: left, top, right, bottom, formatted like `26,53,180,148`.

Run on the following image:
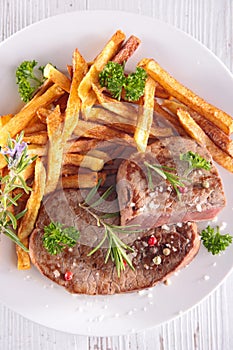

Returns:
0,29,232,270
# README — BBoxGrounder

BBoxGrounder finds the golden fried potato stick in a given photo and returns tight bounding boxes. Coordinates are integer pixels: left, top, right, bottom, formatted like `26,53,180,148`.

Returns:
87,105,173,138
62,49,88,143
18,158,46,240
0,114,13,128
163,99,233,157
0,84,64,170
134,77,156,152
154,100,187,136
140,58,233,135
36,107,51,124
45,105,64,195
112,35,141,64
2,86,63,142
60,173,99,189
73,119,135,144
43,63,71,93
63,153,104,172
27,144,47,157
78,30,126,116
177,108,233,172
16,237,30,270
23,131,48,145
92,83,137,121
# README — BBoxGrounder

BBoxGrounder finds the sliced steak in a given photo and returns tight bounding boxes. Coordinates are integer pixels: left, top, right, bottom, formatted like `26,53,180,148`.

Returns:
117,136,226,229
29,188,200,295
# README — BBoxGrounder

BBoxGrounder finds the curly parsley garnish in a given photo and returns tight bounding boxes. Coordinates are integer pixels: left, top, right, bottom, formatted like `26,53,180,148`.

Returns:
99,61,147,101
180,151,211,172
201,225,232,255
0,132,37,251
43,222,80,255
79,181,141,277
16,60,46,102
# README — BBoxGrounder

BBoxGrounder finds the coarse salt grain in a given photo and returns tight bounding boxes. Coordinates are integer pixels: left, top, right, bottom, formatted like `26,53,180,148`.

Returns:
196,204,202,212
220,221,227,230
204,275,210,281
53,270,60,278
161,224,170,231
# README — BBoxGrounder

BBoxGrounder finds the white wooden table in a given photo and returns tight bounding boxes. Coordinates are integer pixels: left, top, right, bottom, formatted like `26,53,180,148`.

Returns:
0,1,233,349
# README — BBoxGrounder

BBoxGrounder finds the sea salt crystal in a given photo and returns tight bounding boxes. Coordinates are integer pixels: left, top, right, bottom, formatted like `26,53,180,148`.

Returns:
204,275,210,281
138,290,145,296
196,204,202,212
161,224,170,231
53,270,60,278
220,221,227,230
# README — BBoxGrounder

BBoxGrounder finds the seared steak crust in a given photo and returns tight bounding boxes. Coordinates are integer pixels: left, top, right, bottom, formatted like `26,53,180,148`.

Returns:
117,137,226,229
29,189,200,295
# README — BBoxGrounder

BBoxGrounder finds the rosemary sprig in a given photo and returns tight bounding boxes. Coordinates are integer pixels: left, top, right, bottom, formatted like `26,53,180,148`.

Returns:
144,161,187,200
0,132,37,251
79,181,141,276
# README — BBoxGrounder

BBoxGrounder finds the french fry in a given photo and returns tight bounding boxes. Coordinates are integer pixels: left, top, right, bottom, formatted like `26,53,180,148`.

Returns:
87,149,110,163
62,49,88,143
27,144,47,157
0,84,64,148
78,30,126,113
163,99,233,157
60,173,99,189
154,100,186,136
45,105,64,195
16,237,30,270
177,108,233,172
24,121,47,134
0,114,13,128
43,63,71,93
92,83,137,122
63,153,104,171
73,119,135,144
87,105,173,138
18,158,46,240
36,107,51,124
154,83,170,98
23,131,48,145
134,77,156,152
28,79,54,101
140,58,233,135
112,35,141,64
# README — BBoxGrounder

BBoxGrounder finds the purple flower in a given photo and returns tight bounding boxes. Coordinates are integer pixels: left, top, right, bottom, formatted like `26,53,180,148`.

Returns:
1,140,27,161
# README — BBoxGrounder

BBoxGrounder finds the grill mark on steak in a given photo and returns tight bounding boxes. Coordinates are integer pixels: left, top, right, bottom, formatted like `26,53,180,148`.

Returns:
29,188,200,295
117,137,226,229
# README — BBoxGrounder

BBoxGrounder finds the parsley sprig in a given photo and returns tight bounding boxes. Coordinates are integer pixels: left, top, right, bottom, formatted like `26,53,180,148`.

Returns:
79,181,141,276
99,61,147,101
201,225,232,255
144,161,187,200
16,60,46,102
0,132,37,251
43,222,80,255
180,151,211,173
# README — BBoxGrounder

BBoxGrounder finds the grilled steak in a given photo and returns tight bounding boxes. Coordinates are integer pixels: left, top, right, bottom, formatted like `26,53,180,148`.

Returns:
117,137,226,229
29,188,200,295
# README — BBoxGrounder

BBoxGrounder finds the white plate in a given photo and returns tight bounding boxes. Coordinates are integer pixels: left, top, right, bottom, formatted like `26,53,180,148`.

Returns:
0,11,233,337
